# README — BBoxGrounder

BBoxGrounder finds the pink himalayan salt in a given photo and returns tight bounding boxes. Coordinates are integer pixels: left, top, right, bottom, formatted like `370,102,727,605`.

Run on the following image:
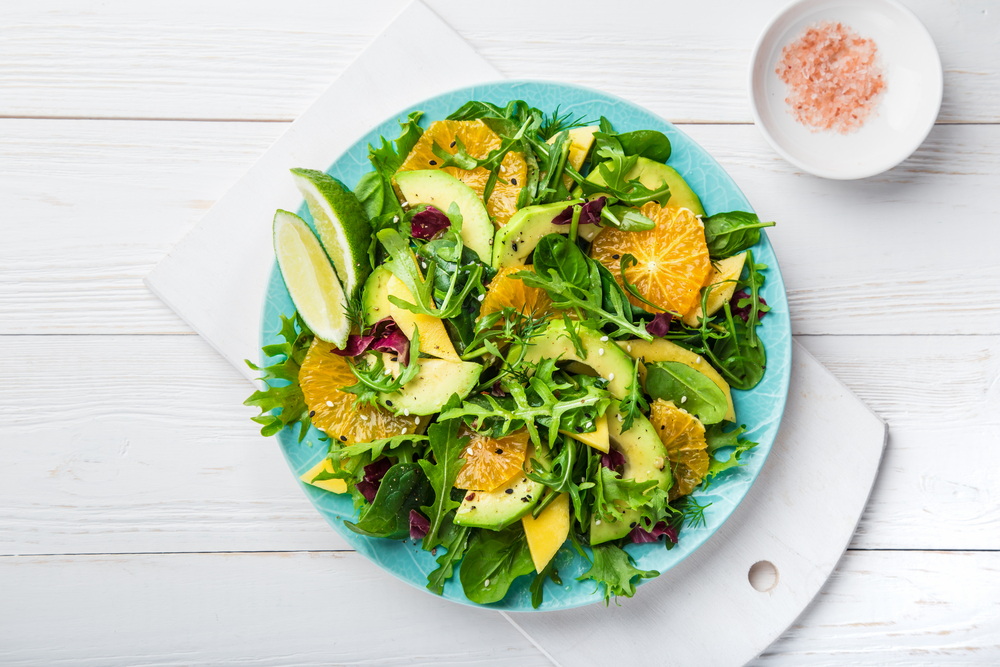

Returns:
777,21,886,134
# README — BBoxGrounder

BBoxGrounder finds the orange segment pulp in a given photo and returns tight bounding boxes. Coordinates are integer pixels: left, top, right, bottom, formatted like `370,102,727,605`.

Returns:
454,428,529,492
589,202,712,316
397,120,526,226
299,338,419,443
649,399,709,500
479,265,552,319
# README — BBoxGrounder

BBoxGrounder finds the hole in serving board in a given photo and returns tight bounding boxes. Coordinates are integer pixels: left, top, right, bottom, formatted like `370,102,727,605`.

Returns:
749,560,778,592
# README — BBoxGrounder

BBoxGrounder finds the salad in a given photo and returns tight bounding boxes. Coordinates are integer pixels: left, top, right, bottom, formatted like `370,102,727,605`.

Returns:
246,99,775,607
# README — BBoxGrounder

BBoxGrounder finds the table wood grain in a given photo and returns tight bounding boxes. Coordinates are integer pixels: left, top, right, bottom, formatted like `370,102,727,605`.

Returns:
1,1,998,664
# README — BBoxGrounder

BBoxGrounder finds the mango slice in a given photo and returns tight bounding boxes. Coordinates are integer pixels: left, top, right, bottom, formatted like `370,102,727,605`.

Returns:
522,493,570,573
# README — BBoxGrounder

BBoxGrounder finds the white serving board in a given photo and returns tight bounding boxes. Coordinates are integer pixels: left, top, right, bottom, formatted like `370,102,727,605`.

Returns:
142,3,888,665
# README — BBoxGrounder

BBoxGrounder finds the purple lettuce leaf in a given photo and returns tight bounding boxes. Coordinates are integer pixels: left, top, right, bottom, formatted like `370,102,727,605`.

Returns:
552,197,606,226
356,457,394,504
333,317,410,364
410,206,451,240
628,521,678,545
409,510,430,540
730,290,768,323
645,312,673,336
600,447,626,471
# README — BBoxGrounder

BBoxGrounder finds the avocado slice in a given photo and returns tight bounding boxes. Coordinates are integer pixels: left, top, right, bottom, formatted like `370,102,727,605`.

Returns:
360,266,393,326
394,170,494,262
586,156,705,216
378,356,482,416
590,400,672,545
513,319,634,400
491,200,604,268
454,472,543,530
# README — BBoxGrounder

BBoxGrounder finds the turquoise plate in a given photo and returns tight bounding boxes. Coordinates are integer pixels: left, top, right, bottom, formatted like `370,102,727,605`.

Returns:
260,81,791,611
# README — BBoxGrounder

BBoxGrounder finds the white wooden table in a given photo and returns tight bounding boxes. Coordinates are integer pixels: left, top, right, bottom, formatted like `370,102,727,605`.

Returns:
2,1,998,663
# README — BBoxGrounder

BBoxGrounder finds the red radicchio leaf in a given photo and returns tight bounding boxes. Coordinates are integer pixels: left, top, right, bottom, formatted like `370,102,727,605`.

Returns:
409,510,430,540
410,205,451,240
600,447,626,471
489,380,507,398
333,317,410,364
645,312,673,337
629,521,678,545
730,290,768,323
551,197,606,226
355,457,393,504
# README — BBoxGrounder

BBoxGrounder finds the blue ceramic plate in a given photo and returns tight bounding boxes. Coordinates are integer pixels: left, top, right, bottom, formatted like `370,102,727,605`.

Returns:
260,81,791,611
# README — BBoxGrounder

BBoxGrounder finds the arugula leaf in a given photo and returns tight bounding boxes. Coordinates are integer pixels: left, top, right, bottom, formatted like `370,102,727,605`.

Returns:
703,211,775,259
244,313,314,441
344,463,432,539
341,326,423,409
426,516,471,595
561,312,587,359
578,544,659,605
618,356,648,432
418,407,469,550
600,206,656,232
328,434,429,463
530,558,563,609
459,524,536,604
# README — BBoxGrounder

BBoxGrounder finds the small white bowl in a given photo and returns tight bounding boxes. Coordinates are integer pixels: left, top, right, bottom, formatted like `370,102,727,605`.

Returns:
749,0,942,180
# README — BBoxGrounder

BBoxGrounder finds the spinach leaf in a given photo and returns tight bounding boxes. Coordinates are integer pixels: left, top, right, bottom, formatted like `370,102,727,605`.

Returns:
577,543,659,605
617,129,671,162
710,303,767,391
532,233,591,293
645,361,729,424
344,463,432,539
460,524,536,604
703,211,776,259
418,408,469,550
426,516,471,595
417,237,493,352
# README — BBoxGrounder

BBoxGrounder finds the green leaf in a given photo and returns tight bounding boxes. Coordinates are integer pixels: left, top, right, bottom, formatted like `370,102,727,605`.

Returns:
601,206,656,232
618,356,648,432
645,361,729,424
243,313,314,441
426,517,471,595
617,129,671,162
577,544,659,605
460,524,536,604
530,558,563,609
592,466,667,530
703,211,775,259
344,463,432,539
329,434,429,463
561,312,587,359
418,408,469,550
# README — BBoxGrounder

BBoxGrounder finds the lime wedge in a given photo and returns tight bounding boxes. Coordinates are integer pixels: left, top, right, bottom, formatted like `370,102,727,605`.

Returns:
273,209,350,347
290,168,372,300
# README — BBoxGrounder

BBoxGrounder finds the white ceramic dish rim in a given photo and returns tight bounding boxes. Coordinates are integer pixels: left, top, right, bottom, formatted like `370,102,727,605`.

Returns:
748,0,943,180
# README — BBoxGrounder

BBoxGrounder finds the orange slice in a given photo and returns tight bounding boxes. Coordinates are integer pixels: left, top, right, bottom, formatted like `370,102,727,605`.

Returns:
649,399,709,500
454,428,529,492
397,120,527,226
589,202,712,316
299,338,419,443
479,265,552,319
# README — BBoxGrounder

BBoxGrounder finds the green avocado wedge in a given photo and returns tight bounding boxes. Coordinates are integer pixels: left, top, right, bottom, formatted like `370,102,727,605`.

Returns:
453,472,544,530
586,156,705,216
491,200,604,268
360,266,393,326
378,357,483,416
394,169,494,262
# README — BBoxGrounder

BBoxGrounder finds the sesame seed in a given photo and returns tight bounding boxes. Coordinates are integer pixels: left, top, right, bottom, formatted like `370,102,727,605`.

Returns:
415,417,421,425
612,254,620,260
360,414,368,421
600,336,609,342
386,400,393,407
598,348,605,356
450,141,456,147
696,357,701,364
393,215,399,223
429,160,437,165
340,435,347,442
608,373,615,381
627,345,632,352
505,488,514,494
477,294,485,301
511,178,518,185
617,413,623,422
495,448,503,455
485,579,490,587
326,401,334,407
384,368,391,375
309,410,315,417
404,409,410,416
681,396,688,404
595,519,602,525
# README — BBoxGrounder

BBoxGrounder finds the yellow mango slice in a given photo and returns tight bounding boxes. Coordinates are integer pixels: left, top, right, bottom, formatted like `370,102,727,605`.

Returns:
560,413,610,453
683,252,746,327
620,339,736,423
386,274,460,362
549,126,597,188
522,492,570,573
299,458,347,494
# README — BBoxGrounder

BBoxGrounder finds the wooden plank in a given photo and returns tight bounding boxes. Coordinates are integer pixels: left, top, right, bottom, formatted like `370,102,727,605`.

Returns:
2,121,997,336
0,551,549,667
0,0,996,123
3,551,994,665
1,334,996,556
